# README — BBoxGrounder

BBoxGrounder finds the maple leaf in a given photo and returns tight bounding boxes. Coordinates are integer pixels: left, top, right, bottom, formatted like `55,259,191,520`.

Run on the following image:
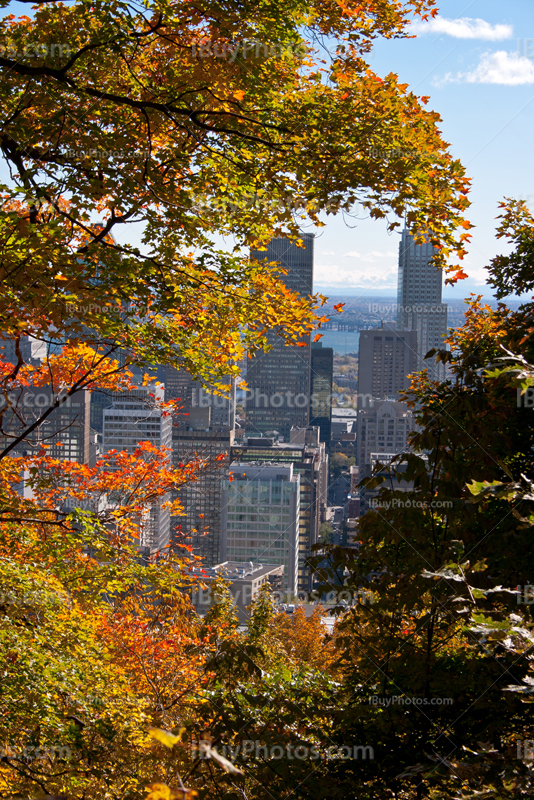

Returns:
148,727,186,748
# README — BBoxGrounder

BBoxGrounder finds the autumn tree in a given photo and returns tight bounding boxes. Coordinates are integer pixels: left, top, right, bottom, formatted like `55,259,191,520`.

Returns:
307,199,534,800
0,0,476,797
330,452,350,477
0,0,470,393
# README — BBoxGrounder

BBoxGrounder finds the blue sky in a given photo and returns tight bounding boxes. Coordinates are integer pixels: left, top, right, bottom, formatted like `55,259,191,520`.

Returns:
4,0,533,301
310,0,534,300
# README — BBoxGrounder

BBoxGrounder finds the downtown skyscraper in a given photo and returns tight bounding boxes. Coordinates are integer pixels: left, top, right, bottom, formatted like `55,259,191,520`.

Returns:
246,235,314,441
396,229,448,379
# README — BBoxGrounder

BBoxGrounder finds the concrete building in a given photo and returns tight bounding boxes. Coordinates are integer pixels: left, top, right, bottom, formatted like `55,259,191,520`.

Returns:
246,235,314,440
357,399,415,473
359,457,416,516
230,427,328,592
396,229,449,380
358,323,418,402
0,336,90,463
191,561,284,623
0,334,46,365
0,385,90,463
163,365,236,430
221,463,301,596
172,416,234,566
310,342,333,446
102,384,172,552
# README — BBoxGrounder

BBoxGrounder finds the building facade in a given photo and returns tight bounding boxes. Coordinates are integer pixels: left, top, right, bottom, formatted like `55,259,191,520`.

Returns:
163,365,236,430
221,463,300,596
172,422,234,566
356,399,415,472
246,235,314,441
230,427,328,592
102,385,172,552
310,342,333,445
0,386,90,463
358,324,418,402
397,229,448,379
191,561,285,623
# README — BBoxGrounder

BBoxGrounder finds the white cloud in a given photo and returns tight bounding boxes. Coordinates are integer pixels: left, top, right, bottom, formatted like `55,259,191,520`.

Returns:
440,51,534,86
315,259,398,289
343,250,396,261
412,16,512,40
320,250,336,255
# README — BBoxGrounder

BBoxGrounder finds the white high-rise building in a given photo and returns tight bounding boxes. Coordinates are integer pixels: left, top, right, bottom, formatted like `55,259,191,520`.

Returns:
102,385,172,553
357,399,415,471
0,334,46,365
397,229,449,380
221,463,300,596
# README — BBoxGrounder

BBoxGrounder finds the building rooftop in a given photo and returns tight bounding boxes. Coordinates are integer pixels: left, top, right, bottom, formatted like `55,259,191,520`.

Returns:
191,561,284,581
332,408,357,418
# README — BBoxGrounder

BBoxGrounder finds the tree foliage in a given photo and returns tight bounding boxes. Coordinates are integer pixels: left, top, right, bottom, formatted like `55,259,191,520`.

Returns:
0,0,470,387
0,0,478,797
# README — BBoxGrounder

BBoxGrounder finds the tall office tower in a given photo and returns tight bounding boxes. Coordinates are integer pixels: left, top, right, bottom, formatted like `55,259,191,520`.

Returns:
358,324,418,404
356,399,415,473
102,385,172,552
172,418,235,566
397,229,448,379
0,386,91,463
246,235,314,441
221,463,300,596
310,342,333,445
0,334,46,366
231,427,328,592
163,365,236,430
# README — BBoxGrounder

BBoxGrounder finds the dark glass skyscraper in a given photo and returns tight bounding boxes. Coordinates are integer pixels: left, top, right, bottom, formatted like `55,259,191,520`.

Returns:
246,235,314,441
309,342,333,445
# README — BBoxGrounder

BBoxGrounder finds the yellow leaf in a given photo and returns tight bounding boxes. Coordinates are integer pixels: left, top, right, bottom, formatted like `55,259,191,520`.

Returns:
146,785,198,800
146,784,172,800
148,727,185,748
